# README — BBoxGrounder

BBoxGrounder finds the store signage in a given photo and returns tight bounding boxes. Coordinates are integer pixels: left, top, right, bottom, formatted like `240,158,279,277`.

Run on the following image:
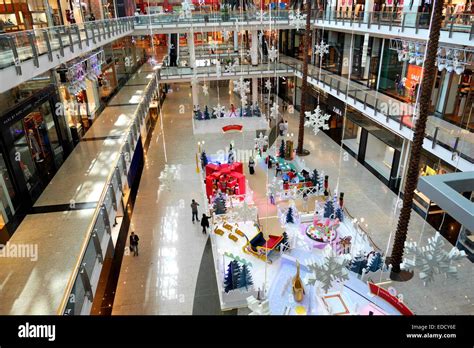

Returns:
222,125,243,132
327,94,345,118
405,64,423,89
368,282,414,316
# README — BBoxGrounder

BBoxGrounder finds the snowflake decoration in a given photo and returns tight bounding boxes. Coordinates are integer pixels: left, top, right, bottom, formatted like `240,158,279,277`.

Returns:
233,77,250,96
223,30,230,41
289,9,306,30
159,164,180,191
224,60,237,73
267,176,283,197
307,246,351,293
264,79,272,92
256,10,268,22
270,102,280,120
180,0,193,18
241,94,248,107
233,201,257,222
401,232,466,286
255,132,269,152
202,84,209,96
314,40,329,58
213,104,226,118
304,105,330,135
268,46,279,62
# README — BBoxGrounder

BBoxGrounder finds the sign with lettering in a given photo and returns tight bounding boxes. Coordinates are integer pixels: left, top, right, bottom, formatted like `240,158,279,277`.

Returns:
327,94,345,118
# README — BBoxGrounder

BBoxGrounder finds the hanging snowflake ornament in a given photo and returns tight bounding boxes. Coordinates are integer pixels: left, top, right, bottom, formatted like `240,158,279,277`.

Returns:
289,9,306,30
233,77,250,96
255,132,269,152
180,0,193,18
270,102,280,120
202,84,209,96
224,60,236,73
268,46,279,62
304,105,330,135
401,232,466,286
159,164,180,191
241,94,248,107
233,201,257,223
307,246,351,293
264,79,272,92
213,104,226,118
314,40,330,58
267,176,283,198
257,10,268,22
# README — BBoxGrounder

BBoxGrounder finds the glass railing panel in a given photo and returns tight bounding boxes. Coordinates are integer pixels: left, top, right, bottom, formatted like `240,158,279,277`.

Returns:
63,276,85,315
82,236,98,283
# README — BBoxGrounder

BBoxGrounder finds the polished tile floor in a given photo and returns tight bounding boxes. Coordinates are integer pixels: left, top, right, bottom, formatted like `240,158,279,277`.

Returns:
112,83,474,315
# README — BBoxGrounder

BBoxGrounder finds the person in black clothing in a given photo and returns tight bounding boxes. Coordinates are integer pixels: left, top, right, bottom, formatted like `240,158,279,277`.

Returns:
200,213,211,234
129,231,140,256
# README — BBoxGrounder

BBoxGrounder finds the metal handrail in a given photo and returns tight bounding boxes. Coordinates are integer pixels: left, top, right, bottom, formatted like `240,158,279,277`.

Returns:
56,64,159,315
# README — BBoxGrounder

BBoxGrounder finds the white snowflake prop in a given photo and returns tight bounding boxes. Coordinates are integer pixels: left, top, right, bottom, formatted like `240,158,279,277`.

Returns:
314,40,330,58
257,10,268,22
264,79,272,92
401,232,466,286
202,84,209,96
268,46,279,62
213,104,226,118
270,102,280,120
289,9,306,30
233,77,250,96
233,201,257,222
159,164,179,191
247,296,270,315
267,176,283,198
304,105,330,135
180,0,193,18
307,246,351,293
224,60,237,73
255,132,269,152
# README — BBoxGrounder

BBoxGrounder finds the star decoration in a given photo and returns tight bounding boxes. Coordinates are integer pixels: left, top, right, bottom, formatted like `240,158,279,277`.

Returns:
202,84,209,96
307,246,351,293
401,232,466,286
264,79,272,91
289,9,306,30
268,46,279,62
304,105,330,135
314,40,329,58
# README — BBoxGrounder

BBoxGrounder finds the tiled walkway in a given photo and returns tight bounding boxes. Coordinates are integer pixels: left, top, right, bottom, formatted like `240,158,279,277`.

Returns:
112,82,473,315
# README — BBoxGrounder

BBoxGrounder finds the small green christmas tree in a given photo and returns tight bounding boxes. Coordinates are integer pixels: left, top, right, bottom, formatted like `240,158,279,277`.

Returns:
311,169,319,187
279,140,285,159
323,199,335,218
224,260,241,293
237,264,253,291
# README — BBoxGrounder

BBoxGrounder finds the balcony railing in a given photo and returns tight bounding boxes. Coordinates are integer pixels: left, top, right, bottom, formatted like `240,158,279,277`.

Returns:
0,17,134,73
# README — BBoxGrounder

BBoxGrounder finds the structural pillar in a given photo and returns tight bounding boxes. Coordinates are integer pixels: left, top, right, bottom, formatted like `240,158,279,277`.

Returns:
252,78,258,105
188,29,196,68
250,30,258,66
192,82,199,107
364,0,374,22
233,30,239,52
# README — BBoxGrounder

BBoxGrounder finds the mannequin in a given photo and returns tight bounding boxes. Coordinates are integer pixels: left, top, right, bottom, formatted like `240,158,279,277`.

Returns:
27,129,43,163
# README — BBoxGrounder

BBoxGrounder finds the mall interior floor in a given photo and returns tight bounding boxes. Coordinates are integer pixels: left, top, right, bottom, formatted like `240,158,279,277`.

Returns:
112,83,473,315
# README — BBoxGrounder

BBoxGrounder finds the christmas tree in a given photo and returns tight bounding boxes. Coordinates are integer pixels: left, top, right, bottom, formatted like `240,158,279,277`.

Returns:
204,105,212,119
286,207,295,224
239,107,244,117
237,264,253,291
323,199,335,218
245,105,252,117
349,255,367,275
335,207,344,222
311,169,319,187
224,260,241,293
279,140,285,159
280,231,290,252
366,252,384,273
254,104,261,117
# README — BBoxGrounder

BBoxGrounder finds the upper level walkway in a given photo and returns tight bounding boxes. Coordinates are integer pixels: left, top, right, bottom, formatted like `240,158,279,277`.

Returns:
0,63,157,315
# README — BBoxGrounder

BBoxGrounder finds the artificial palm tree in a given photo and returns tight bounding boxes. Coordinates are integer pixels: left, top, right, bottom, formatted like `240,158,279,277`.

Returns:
390,0,444,276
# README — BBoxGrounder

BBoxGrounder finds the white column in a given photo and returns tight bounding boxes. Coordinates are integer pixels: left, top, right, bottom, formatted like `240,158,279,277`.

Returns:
341,33,352,76
233,31,239,52
252,78,258,105
403,0,422,26
188,30,196,68
364,0,374,22
251,30,258,66
192,83,199,107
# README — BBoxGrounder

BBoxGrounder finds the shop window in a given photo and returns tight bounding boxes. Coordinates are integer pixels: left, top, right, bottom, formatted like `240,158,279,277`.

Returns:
365,133,395,180
342,118,361,155
0,154,15,228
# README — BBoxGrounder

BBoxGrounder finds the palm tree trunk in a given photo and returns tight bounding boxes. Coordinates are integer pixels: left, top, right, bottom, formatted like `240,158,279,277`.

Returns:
296,0,312,155
390,0,444,274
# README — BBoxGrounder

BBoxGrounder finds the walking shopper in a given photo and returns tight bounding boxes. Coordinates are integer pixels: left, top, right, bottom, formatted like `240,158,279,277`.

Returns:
129,232,140,256
249,157,256,175
191,199,200,223
201,213,211,234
